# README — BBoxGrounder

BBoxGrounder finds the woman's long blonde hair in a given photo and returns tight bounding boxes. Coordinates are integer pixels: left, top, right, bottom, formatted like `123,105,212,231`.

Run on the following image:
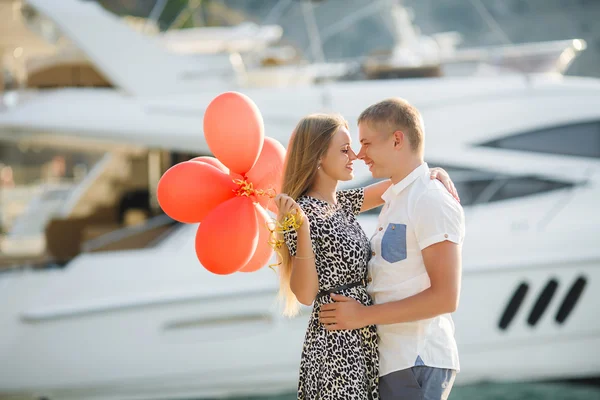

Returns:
277,113,348,317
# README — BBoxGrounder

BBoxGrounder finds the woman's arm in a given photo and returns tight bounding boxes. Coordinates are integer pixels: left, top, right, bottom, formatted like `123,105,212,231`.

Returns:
275,194,319,306
361,180,392,212
360,167,459,213
289,221,319,305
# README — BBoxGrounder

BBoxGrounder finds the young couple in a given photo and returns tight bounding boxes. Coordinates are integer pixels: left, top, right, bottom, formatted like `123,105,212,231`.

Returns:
274,98,465,400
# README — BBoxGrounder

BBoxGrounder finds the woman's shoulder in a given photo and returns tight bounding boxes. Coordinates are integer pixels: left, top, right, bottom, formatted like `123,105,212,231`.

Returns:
296,195,327,219
296,195,318,211
336,187,363,201
296,195,311,206
336,187,364,214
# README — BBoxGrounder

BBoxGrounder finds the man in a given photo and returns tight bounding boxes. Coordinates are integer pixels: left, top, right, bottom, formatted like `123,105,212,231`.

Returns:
319,98,465,400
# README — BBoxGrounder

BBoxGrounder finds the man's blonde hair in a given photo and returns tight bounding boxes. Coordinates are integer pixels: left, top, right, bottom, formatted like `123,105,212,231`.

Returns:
357,98,424,152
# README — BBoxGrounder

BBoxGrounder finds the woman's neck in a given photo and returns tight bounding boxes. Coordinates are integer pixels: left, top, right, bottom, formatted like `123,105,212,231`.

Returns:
309,175,338,205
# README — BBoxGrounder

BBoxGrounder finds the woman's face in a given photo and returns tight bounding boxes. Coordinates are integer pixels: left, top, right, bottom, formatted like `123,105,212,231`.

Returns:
320,126,357,182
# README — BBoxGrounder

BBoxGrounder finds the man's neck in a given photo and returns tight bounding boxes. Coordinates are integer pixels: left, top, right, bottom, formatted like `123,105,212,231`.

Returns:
390,157,424,185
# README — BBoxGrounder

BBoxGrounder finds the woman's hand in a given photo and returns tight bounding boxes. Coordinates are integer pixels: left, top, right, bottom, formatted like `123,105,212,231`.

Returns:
275,193,317,305
275,194,307,224
430,167,460,202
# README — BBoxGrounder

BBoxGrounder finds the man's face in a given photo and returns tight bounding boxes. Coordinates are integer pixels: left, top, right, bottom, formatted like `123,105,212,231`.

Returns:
357,122,396,179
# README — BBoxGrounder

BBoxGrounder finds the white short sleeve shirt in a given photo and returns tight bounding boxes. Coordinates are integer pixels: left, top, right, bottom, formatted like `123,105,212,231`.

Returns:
366,163,465,376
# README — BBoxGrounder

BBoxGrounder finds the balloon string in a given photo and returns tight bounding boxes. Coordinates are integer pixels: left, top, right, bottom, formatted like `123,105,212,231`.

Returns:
233,178,276,199
233,177,300,271
266,212,303,270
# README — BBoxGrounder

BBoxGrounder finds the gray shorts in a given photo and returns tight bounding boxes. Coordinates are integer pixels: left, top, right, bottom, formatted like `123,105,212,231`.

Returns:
379,366,456,400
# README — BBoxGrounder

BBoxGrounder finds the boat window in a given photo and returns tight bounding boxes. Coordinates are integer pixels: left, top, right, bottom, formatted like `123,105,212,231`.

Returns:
479,120,600,158
487,177,572,203
440,166,574,206
350,165,574,212
8,186,73,238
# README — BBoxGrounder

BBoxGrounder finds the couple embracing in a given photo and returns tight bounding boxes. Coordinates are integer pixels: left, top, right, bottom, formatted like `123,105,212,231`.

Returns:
274,98,465,400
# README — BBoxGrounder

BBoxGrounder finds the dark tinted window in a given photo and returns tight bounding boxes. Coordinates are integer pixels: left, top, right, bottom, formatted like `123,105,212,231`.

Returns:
350,166,574,211
488,177,572,203
480,121,600,158
446,171,574,206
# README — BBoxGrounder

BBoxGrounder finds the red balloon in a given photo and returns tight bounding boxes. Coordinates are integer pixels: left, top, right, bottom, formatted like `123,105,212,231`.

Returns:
203,92,264,175
239,204,274,273
190,156,229,174
229,171,244,182
157,161,237,223
257,196,277,215
195,197,259,275
246,137,286,214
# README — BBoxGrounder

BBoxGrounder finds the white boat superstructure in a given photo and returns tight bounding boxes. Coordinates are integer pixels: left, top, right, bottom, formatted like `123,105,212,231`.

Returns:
1,0,588,97
0,74,599,399
1,0,355,93
0,1,599,399
361,1,586,78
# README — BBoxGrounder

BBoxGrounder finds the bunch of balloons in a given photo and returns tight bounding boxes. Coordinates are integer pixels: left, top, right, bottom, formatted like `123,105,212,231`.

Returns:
157,92,286,275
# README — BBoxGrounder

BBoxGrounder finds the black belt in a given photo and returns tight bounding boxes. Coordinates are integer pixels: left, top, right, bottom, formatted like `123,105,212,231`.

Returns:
316,278,367,301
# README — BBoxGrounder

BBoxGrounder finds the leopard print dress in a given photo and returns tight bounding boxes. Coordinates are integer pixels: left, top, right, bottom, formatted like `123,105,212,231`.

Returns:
284,188,379,400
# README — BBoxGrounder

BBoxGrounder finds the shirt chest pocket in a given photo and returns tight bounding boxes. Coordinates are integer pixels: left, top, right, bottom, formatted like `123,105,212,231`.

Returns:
381,223,407,263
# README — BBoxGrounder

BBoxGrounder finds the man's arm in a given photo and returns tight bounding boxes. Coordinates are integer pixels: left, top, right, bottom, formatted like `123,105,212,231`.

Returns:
320,188,464,330
361,241,460,326
320,241,461,329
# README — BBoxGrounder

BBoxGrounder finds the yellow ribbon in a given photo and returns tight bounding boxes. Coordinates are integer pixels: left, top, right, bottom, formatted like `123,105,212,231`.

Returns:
267,212,303,248
266,211,303,270
233,178,276,199
231,177,302,271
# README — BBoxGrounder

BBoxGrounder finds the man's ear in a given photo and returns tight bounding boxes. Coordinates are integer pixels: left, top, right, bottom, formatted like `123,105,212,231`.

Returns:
393,130,405,148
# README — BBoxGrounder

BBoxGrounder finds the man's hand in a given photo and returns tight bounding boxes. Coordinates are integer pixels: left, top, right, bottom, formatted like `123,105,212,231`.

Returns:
319,294,369,331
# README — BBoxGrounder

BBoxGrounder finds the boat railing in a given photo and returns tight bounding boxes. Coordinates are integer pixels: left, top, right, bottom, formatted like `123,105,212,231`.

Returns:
81,213,178,253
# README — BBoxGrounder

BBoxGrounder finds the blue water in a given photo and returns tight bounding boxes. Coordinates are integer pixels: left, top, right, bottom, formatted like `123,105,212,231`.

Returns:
208,382,600,400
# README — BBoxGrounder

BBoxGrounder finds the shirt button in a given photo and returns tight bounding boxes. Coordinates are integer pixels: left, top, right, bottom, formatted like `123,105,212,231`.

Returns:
444,234,449,238
367,276,372,283
372,251,376,256
378,227,383,231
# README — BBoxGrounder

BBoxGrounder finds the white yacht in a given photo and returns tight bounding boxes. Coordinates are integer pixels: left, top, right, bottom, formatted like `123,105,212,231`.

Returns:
1,73,599,400
0,1,598,399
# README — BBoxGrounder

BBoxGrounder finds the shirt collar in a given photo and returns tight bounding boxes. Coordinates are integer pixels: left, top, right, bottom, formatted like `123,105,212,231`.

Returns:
382,162,429,201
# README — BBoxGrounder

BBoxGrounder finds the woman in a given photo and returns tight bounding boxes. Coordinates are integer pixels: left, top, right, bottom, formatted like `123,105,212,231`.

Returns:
274,114,456,400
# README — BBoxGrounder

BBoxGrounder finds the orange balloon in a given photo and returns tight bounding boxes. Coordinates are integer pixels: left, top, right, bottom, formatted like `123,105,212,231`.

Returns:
246,137,286,214
157,161,237,223
190,156,229,174
203,92,265,175
229,171,244,182
257,196,277,216
195,197,259,275
239,204,274,273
